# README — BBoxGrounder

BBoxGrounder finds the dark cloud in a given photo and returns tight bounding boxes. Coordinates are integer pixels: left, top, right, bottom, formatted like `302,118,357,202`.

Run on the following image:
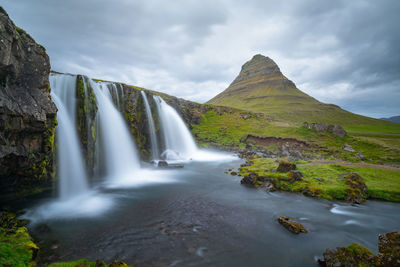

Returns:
2,0,399,117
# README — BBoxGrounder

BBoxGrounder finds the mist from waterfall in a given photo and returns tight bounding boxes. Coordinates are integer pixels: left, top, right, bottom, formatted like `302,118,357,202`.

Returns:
141,91,159,160
153,95,197,160
89,80,141,181
50,74,89,199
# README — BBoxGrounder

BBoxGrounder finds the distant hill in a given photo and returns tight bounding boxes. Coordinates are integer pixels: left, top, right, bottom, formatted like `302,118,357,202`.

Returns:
207,54,399,133
381,116,400,123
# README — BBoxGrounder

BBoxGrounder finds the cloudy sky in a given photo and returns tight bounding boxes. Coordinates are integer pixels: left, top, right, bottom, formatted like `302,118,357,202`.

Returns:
2,0,399,118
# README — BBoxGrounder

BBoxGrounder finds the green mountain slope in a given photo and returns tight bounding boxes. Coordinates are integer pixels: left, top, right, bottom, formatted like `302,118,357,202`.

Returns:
207,55,400,134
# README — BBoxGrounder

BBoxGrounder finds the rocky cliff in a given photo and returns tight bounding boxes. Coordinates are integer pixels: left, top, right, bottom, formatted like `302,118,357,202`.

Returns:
0,7,57,203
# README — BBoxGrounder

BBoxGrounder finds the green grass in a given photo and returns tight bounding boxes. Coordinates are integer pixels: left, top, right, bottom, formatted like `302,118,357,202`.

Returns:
192,110,400,163
238,158,400,202
0,227,38,266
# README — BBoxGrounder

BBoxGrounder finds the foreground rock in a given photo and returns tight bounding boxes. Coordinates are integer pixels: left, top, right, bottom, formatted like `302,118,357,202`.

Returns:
277,216,307,234
0,7,57,203
319,243,375,267
376,232,400,266
319,232,400,267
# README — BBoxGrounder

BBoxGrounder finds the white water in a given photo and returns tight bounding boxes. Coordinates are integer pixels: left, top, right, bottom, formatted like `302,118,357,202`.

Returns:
153,96,197,160
141,91,159,160
153,95,235,162
50,74,89,199
89,80,141,181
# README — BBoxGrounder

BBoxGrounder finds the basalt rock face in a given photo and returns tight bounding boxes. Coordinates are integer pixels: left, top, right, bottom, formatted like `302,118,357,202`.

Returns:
0,7,57,203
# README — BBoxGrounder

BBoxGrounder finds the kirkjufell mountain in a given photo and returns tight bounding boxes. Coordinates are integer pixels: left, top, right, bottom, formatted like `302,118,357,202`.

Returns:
208,54,391,126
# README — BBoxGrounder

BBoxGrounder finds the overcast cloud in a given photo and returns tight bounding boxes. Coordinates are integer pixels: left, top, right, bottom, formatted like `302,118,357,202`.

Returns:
2,0,399,118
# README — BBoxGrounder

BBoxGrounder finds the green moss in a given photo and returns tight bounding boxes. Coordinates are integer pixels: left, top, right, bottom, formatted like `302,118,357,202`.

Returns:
0,227,38,267
239,158,400,202
48,259,99,267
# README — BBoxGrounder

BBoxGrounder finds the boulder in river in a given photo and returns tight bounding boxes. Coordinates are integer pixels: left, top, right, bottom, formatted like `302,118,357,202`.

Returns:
158,160,168,167
277,216,307,234
319,243,375,267
376,232,400,266
240,172,258,186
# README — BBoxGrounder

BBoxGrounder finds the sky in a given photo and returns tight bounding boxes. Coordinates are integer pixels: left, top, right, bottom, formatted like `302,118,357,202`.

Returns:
2,0,400,118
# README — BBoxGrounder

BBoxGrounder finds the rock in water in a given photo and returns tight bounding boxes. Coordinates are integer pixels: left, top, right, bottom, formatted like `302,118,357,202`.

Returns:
376,232,400,266
319,243,375,267
0,7,57,202
277,216,307,234
158,160,168,167
276,160,296,173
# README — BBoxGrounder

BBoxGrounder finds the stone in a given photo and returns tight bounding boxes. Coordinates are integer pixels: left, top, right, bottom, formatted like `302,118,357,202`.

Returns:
288,170,303,182
276,160,296,173
0,7,57,202
343,172,368,204
332,125,347,138
107,261,129,267
230,171,237,176
319,243,375,267
376,232,400,266
277,216,307,234
240,172,257,186
158,160,168,167
343,144,355,152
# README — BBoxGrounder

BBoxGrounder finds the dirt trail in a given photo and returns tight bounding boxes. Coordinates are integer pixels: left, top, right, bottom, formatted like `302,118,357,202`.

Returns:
298,160,400,171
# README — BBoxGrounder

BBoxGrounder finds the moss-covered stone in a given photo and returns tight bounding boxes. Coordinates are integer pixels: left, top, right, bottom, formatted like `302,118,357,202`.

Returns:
320,243,375,267
0,227,39,267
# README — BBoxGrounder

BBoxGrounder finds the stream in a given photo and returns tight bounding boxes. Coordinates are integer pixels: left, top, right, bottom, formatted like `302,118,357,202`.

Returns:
26,157,400,267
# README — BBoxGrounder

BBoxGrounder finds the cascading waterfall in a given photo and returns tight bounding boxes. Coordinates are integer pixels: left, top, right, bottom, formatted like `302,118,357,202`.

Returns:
109,83,124,112
50,74,89,199
153,95,197,160
141,91,159,160
89,80,141,180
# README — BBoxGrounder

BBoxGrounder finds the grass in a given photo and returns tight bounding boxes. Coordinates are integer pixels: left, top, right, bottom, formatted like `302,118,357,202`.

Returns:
238,158,400,202
192,110,400,163
0,227,38,266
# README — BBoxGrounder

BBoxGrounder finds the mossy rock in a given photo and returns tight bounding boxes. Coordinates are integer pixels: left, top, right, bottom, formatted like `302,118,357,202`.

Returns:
0,227,39,266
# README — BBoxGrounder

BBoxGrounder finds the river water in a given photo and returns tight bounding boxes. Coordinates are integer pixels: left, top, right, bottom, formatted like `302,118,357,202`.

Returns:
28,156,400,266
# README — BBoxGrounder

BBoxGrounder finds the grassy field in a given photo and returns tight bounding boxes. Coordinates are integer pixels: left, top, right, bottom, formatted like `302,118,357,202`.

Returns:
192,110,400,163
237,158,400,202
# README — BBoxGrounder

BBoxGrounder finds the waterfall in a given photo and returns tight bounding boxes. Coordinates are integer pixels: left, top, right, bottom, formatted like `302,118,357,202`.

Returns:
153,96,197,160
89,80,140,180
50,74,89,199
141,91,159,160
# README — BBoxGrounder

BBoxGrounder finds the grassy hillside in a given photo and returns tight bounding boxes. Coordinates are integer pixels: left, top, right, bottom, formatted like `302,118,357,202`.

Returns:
207,55,400,134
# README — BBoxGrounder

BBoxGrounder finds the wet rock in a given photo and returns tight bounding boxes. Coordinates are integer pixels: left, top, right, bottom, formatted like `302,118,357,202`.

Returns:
240,172,257,186
263,181,276,192
319,243,375,267
158,160,168,167
288,170,303,182
376,232,400,266
230,171,237,176
343,144,355,152
302,186,320,198
277,216,307,234
276,161,296,173
343,173,368,204
0,7,57,202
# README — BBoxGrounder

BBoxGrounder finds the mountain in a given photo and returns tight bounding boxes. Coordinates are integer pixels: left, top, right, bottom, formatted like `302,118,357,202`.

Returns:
207,54,396,129
381,116,400,123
